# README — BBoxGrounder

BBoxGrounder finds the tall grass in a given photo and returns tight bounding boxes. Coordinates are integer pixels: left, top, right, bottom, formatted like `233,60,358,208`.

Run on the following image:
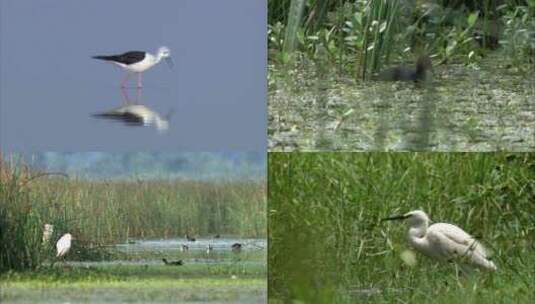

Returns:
0,157,266,272
359,0,401,79
269,153,535,303
269,0,535,75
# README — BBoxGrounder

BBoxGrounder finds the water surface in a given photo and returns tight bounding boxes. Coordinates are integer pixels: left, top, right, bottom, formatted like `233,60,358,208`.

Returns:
269,54,534,151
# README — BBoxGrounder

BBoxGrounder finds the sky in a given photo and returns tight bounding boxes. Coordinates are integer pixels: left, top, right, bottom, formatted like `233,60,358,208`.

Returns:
0,0,266,152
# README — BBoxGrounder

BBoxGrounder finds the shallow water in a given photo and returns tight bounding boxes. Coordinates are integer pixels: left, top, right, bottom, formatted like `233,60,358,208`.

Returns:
1,238,267,304
269,54,535,151
117,237,265,253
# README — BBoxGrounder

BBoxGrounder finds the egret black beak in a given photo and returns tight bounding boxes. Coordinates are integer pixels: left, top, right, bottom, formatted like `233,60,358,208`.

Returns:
165,57,174,69
382,214,409,221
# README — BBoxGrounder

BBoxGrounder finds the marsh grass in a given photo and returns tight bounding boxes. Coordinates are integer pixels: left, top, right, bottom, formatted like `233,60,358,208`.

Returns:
0,157,266,272
268,153,535,303
269,0,535,76
0,263,266,303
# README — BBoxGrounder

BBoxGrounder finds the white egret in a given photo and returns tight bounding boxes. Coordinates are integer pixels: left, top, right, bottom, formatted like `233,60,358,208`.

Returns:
56,233,73,258
42,224,54,244
383,210,496,272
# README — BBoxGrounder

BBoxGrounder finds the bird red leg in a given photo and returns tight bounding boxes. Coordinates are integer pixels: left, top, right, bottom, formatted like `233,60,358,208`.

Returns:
137,73,143,89
136,86,142,104
121,87,131,104
121,73,131,89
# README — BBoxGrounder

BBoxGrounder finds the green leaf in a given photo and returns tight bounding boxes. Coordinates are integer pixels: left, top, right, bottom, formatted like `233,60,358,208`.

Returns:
467,12,479,27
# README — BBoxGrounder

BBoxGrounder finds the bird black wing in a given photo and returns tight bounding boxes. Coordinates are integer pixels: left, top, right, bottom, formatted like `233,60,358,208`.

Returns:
92,51,146,65
92,112,144,125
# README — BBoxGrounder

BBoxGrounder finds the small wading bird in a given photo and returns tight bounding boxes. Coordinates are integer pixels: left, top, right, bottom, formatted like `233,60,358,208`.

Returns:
231,243,242,253
92,104,170,132
180,244,189,252
206,244,214,255
382,210,496,272
56,233,73,260
92,46,173,88
162,258,183,266
42,224,54,244
377,55,432,83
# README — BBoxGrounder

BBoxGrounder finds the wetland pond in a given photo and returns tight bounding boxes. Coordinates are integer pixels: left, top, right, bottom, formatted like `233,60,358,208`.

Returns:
269,54,535,151
0,237,267,303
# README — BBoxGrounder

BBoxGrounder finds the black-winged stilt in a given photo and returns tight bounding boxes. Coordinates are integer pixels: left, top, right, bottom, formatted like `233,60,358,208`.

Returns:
92,46,173,88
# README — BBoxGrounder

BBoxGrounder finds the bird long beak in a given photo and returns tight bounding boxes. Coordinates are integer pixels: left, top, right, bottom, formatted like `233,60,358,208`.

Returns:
165,57,174,69
381,214,409,221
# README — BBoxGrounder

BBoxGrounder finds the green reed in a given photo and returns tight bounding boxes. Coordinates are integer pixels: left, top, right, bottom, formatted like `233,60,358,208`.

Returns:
0,157,266,272
269,0,535,76
269,153,535,303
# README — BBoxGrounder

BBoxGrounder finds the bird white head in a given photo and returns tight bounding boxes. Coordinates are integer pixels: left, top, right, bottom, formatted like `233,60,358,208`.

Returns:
157,46,174,68
405,210,431,227
383,210,430,225
157,46,171,58
383,210,431,238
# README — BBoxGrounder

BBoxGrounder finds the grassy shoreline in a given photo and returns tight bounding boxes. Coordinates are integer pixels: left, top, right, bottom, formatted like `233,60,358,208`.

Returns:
1,157,266,272
268,153,535,303
1,264,266,303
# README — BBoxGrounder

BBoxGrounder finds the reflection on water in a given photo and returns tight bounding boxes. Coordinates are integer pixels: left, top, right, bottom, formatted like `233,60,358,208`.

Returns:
269,55,535,151
92,87,172,132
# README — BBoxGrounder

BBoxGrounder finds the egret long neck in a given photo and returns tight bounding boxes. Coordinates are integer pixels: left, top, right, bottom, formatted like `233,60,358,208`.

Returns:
155,52,165,64
407,222,428,249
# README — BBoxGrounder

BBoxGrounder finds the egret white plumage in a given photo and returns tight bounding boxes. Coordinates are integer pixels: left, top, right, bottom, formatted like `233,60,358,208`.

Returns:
92,46,173,88
383,210,496,272
42,224,54,244
56,233,72,258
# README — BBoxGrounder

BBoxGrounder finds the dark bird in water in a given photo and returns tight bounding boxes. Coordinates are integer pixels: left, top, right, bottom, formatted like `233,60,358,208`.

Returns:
162,258,183,266
377,56,432,83
185,234,196,242
231,243,243,253
214,234,221,239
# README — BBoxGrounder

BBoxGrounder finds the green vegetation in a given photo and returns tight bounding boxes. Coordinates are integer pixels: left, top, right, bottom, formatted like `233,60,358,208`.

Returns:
269,0,535,77
1,264,266,303
269,153,535,303
0,156,266,272
268,1,535,152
